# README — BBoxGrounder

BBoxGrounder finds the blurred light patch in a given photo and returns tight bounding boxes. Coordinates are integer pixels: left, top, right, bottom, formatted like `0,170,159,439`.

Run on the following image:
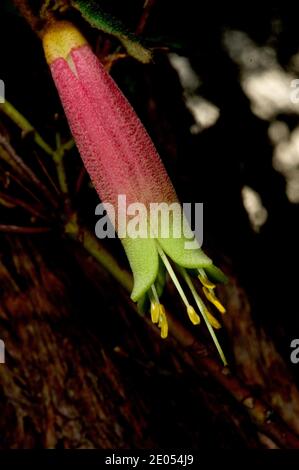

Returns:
242,185,268,232
243,70,297,120
168,53,201,93
272,124,299,203
224,30,299,204
268,120,289,144
187,96,220,133
223,30,276,71
169,53,220,132
223,30,298,120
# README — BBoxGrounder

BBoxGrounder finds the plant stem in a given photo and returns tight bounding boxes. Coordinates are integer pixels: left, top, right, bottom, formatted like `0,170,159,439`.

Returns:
0,101,54,156
54,133,69,196
0,100,74,200
65,216,133,293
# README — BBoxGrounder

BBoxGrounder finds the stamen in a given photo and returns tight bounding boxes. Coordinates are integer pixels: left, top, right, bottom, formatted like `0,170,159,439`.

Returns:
181,268,227,366
198,268,216,289
202,286,226,314
157,245,189,307
159,304,168,339
150,284,160,323
204,308,221,329
149,285,168,337
187,305,201,325
156,244,199,325
151,283,160,303
150,302,160,324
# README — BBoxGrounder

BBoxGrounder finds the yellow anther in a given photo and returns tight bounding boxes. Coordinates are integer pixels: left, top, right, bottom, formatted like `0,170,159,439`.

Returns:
198,274,216,290
212,299,226,315
161,318,168,338
205,309,221,329
159,305,168,339
202,286,226,314
187,305,200,325
150,302,160,324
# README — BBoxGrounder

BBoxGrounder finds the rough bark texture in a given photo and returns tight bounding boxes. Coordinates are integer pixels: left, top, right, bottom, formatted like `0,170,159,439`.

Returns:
1,0,299,449
0,234,299,449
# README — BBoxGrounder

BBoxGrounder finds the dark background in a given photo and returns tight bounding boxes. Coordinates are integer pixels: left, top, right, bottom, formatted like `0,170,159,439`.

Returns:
1,0,299,449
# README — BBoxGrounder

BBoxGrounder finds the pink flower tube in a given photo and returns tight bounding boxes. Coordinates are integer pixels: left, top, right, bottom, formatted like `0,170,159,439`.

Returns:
43,21,227,363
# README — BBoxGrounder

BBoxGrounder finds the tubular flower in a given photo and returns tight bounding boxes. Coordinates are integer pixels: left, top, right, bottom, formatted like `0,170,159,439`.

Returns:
43,21,228,364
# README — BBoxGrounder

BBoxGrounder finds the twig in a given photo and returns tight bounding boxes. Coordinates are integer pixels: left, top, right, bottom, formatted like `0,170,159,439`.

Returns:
0,191,48,220
12,0,46,36
0,164,47,207
0,225,51,234
0,101,54,157
54,133,69,196
0,101,74,204
136,0,157,35
33,151,61,196
0,134,58,207
75,165,86,194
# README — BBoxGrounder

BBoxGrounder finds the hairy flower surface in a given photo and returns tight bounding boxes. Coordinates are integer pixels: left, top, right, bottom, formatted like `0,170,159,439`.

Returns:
43,21,227,363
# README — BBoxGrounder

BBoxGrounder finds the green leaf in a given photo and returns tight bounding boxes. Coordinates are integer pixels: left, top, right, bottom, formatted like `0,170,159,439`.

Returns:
73,0,152,63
